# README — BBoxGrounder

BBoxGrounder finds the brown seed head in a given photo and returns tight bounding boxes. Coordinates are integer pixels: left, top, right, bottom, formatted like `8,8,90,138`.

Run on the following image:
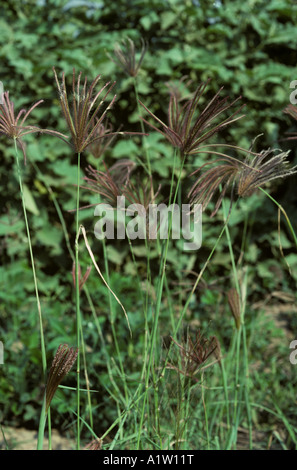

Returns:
188,147,297,216
139,79,244,157
81,160,136,207
87,118,119,160
45,344,78,412
237,148,297,197
111,37,147,77
169,330,219,379
211,335,222,365
227,288,241,330
0,91,67,163
53,67,119,153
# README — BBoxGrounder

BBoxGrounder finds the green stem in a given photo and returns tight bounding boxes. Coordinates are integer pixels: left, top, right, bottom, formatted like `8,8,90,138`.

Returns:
222,196,253,449
241,271,253,449
133,76,151,178
146,149,182,442
13,138,47,379
221,196,240,294
260,187,297,249
102,237,129,405
201,371,210,450
13,139,49,449
37,394,47,450
220,359,230,431
221,196,242,448
33,160,128,431
75,151,82,449
174,200,237,340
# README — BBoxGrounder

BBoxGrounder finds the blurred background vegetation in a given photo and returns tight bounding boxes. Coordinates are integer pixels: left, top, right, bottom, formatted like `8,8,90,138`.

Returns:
0,0,297,448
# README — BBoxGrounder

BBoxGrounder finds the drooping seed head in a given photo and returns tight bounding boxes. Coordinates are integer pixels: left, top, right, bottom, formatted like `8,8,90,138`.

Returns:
188,146,297,216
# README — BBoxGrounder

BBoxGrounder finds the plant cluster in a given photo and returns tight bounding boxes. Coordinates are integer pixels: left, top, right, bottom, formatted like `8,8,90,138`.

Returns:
1,0,297,451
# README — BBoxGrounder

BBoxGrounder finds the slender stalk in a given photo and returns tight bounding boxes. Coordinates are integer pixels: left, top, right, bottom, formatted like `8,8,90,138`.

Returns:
201,371,210,450
221,197,240,293
37,394,47,450
220,359,230,431
13,139,50,449
0,424,9,450
260,187,297,249
132,76,159,447
101,237,129,405
13,138,47,378
133,76,151,178
182,379,192,450
173,200,238,341
137,148,182,448
47,408,52,450
221,196,241,448
80,321,93,429
222,196,253,448
241,271,253,449
75,151,82,449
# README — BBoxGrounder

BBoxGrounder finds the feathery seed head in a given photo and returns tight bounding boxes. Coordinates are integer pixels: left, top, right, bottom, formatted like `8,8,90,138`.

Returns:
188,147,297,217
169,330,219,379
0,91,67,163
53,67,118,154
111,37,147,77
139,79,245,157
45,343,78,412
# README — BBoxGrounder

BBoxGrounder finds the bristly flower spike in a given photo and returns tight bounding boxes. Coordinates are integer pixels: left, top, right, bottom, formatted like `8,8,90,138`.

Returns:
227,288,241,330
45,343,78,412
0,91,68,163
80,160,136,207
53,67,144,153
237,148,297,197
53,67,120,154
188,156,240,217
283,104,297,141
188,147,297,216
168,330,219,380
87,117,120,160
110,37,147,77
139,79,245,157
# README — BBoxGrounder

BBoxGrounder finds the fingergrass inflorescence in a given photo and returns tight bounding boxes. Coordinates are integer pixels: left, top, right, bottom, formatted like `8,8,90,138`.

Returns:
0,91,67,163
169,330,220,380
139,79,245,157
188,147,297,216
111,37,147,78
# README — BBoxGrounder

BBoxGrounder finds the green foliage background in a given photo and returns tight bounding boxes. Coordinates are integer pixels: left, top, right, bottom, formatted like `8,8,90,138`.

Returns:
0,0,297,445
